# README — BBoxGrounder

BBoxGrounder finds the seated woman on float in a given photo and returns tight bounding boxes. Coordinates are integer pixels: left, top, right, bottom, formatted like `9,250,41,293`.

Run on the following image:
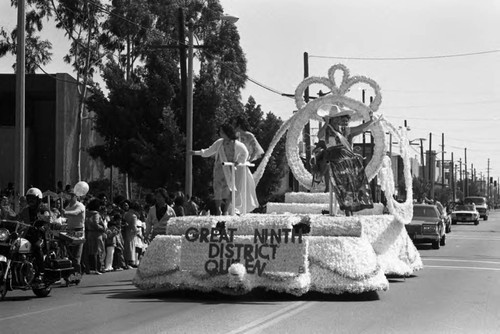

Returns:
314,105,378,216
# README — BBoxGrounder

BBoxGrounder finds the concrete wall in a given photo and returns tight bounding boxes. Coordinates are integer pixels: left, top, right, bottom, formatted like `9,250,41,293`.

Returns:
0,73,106,193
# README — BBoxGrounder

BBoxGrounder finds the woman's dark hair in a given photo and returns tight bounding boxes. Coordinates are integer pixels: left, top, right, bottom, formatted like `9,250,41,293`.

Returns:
233,115,250,131
154,187,169,201
219,123,237,140
174,181,183,191
145,193,156,206
87,198,103,211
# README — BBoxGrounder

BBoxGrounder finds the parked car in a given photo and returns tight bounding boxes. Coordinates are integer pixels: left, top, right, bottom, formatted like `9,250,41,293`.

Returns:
464,196,489,220
450,204,480,225
406,204,446,249
435,201,451,233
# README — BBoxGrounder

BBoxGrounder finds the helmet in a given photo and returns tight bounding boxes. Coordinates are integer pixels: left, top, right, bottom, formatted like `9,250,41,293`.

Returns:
26,187,42,199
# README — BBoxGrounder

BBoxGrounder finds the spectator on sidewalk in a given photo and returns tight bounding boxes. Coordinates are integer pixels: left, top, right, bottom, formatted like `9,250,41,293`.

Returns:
1,195,16,220
60,188,86,275
173,196,185,217
184,195,200,216
145,187,176,241
83,198,106,275
104,213,122,272
121,200,138,268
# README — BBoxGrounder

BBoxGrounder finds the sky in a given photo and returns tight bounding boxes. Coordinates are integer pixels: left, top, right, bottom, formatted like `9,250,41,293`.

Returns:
219,0,500,182
1,0,499,182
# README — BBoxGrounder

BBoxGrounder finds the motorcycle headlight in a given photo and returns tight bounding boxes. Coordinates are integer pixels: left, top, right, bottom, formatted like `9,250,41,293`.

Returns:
0,228,10,242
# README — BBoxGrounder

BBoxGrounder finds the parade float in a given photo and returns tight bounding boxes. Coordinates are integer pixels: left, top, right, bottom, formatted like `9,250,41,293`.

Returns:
133,64,422,295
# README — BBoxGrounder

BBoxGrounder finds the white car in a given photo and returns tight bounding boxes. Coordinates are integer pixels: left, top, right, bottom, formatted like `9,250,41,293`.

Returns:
464,196,489,220
450,204,480,225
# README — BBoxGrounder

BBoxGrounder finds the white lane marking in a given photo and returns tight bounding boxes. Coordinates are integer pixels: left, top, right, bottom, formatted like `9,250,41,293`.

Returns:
425,265,500,271
446,236,500,241
0,302,81,321
423,258,500,265
226,301,313,334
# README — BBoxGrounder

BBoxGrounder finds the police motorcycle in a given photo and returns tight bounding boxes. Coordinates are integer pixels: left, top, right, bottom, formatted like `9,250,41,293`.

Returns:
0,188,75,300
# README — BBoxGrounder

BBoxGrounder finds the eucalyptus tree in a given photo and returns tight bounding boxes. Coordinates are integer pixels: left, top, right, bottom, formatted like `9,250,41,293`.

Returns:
0,0,53,73
50,0,106,181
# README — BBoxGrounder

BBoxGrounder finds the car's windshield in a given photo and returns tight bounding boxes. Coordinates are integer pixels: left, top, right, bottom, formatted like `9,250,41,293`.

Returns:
464,197,485,205
456,205,475,211
413,206,438,218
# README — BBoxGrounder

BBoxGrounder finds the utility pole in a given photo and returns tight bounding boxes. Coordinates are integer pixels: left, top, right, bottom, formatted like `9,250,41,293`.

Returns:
441,133,445,189
464,148,468,197
429,133,434,199
369,95,377,202
15,0,26,212
303,52,311,173
185,18,194,198
459,158,463,199
178,8,187,121
487,158,490,203
471,163,474,195
420,138,425,185
362,90,367,166
451,152,455,202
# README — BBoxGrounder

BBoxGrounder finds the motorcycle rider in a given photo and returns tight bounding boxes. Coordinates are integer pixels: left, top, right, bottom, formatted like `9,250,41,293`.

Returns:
18,187,43,224
17,187,47,280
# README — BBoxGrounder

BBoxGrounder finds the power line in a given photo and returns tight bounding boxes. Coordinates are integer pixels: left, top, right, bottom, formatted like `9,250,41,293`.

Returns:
385,115,498,122
309,49,500,61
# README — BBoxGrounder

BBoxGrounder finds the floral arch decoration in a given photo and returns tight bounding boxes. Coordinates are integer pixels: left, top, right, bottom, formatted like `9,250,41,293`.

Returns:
253,64,413,223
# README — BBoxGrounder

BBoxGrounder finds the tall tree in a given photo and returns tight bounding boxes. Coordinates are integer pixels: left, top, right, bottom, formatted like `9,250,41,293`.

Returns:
0,0,53,73
87,59,185,189
51,0,105,181
254,110,287,204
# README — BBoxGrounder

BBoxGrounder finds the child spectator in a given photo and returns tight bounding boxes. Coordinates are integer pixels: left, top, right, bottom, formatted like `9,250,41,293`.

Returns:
104,213,122,272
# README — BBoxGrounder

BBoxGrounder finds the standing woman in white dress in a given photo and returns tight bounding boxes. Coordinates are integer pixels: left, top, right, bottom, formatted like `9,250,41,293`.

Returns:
192,123,258,215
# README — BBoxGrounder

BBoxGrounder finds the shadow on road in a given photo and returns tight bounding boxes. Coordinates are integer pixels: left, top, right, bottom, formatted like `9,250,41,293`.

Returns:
104,287,381,304
415,244,433,250
386,274,417,284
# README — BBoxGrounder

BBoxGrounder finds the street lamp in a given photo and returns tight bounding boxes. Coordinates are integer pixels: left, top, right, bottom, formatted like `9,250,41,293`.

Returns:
185,14,239,198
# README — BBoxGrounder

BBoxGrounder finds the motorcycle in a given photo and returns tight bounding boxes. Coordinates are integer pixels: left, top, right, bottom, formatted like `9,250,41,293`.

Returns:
0,219,75,300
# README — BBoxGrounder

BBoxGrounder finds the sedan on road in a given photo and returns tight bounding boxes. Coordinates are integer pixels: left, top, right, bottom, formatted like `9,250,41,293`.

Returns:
406,204,446,249
450,204,480,225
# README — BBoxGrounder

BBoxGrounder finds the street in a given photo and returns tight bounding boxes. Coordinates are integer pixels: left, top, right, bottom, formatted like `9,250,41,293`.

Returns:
1,212,500,334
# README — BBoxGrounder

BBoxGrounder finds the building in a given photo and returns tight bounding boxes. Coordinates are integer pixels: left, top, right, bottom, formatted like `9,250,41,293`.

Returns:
0,73,106,193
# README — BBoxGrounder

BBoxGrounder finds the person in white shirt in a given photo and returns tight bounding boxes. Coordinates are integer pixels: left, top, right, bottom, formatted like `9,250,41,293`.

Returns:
61,188,86,274
145,188,176,241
